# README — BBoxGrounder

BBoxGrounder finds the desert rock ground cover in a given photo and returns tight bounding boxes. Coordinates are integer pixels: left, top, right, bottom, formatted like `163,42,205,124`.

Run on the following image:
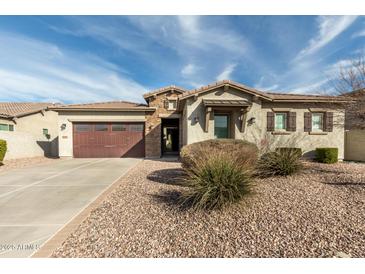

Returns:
0,156,59,173
53,159,365,258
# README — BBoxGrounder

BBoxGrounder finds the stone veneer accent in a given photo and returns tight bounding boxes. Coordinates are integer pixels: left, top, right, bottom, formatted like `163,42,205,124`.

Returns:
145,90,181,158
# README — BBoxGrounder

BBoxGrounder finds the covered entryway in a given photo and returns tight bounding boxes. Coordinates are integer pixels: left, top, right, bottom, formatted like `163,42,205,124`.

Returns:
161,118,180,155
73,122,145,158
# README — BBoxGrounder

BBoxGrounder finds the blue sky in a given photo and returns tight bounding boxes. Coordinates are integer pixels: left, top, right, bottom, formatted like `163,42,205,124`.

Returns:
0,15,364,103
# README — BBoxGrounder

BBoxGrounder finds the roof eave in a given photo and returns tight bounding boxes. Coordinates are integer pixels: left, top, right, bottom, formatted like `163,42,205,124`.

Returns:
52,107,156,112
179,83,273,101
272,98,350,102
0,107,50,120
143,86,187,100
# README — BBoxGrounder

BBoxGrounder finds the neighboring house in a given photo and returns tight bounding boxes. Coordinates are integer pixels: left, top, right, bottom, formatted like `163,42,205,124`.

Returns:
0,102,59,159
342,88,365,161
53,80,348,160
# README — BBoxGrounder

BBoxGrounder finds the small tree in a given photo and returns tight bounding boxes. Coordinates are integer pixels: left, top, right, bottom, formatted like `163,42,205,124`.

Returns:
330,55,365,129
0,139,7,164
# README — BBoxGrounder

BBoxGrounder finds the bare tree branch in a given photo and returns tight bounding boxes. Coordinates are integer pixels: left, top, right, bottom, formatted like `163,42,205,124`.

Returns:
329,54,365,129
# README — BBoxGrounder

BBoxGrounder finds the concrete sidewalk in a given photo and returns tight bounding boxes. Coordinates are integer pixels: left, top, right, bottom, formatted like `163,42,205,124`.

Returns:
0,158,141,257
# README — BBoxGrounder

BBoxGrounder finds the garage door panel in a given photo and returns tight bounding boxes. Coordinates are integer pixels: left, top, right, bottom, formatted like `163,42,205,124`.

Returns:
73,122,145,158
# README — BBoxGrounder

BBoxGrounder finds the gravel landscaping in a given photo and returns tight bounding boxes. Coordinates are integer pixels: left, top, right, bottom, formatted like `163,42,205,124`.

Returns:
52,159,365,258
0,156,59,173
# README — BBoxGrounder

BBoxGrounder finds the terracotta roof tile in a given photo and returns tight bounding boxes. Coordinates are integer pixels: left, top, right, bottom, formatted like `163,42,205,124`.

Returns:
343,88,365,98
0,102,56,118
51,100,154,111
179,80,271,100
143,85,188,99
178,80,350,102
265,92,348,102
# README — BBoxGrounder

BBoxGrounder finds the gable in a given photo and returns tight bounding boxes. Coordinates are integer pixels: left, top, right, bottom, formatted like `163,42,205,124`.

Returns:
185,85,257,106
143,85,188,101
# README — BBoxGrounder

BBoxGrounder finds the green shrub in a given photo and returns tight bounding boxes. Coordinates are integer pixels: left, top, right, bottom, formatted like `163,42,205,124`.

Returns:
179,139,258,210
315,147,338,164
256,148,303,177
0,139,7,164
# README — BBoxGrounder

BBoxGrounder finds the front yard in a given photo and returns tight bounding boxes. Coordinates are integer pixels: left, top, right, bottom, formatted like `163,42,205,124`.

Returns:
52,158,365,258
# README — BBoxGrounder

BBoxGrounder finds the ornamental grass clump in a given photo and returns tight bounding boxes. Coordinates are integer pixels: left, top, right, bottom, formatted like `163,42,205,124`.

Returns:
179,139,258,210
256,147,303,177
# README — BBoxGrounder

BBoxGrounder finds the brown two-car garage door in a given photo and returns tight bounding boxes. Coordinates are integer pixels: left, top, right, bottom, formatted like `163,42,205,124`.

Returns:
73,122,145,158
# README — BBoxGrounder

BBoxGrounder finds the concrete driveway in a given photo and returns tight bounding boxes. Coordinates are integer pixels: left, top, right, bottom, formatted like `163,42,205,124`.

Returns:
0,158,141,258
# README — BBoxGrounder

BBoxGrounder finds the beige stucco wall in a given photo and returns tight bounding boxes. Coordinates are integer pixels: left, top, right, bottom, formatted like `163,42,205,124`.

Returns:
345,129,365,161
57,111,146,157
261,102,345,159
183,87,345,159
184,87,264,145
0,110,59,159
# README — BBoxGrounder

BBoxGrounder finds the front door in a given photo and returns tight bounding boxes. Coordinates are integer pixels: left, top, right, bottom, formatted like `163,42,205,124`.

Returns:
214,114,230,139
161,119,179,155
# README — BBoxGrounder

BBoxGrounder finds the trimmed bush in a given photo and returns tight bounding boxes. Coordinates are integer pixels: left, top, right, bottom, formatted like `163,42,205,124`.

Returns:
179,139,258,210
180,139,258,169
315,147,338,164
256,148,303,177
0,139,7,164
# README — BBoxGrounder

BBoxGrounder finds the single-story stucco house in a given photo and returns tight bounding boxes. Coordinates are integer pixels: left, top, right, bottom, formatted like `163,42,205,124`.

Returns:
0,102,59,159
53,80,349,159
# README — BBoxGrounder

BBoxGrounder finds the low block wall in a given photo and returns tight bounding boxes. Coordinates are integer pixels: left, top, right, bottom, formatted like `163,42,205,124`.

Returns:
345,130,365,162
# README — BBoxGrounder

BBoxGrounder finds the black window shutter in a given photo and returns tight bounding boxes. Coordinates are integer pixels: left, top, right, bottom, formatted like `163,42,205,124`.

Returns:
324,112,334,132
304,112,312,132
288,112,296,131
267,112,275,132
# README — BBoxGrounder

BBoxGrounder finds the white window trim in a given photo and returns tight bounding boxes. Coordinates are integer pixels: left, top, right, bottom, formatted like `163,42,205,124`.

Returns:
167,99,177,110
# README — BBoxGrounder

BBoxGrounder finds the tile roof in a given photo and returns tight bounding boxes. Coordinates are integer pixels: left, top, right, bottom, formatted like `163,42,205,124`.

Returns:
202,99,251,107
0,102,56,119
179,80,271,100
143,85,188,99
342,88,365,98
51,100,155,111
178,80,350,103
265,92,349,102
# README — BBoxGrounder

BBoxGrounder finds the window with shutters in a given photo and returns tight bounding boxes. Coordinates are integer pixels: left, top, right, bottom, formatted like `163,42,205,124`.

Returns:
312,113,324,131
275,113,287,130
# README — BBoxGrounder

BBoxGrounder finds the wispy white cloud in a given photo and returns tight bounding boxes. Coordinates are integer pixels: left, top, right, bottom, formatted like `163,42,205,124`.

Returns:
48,16,249,88
289,79,330,94
254,76,280,91
177,16,247,56
352,30,365,38
181,63,198,78
0,32,147,103
256,84,279,91
216,64,237,81
295,16,358,60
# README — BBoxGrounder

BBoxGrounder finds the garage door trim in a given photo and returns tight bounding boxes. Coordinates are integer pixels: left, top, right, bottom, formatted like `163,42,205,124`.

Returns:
72,122,145,158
